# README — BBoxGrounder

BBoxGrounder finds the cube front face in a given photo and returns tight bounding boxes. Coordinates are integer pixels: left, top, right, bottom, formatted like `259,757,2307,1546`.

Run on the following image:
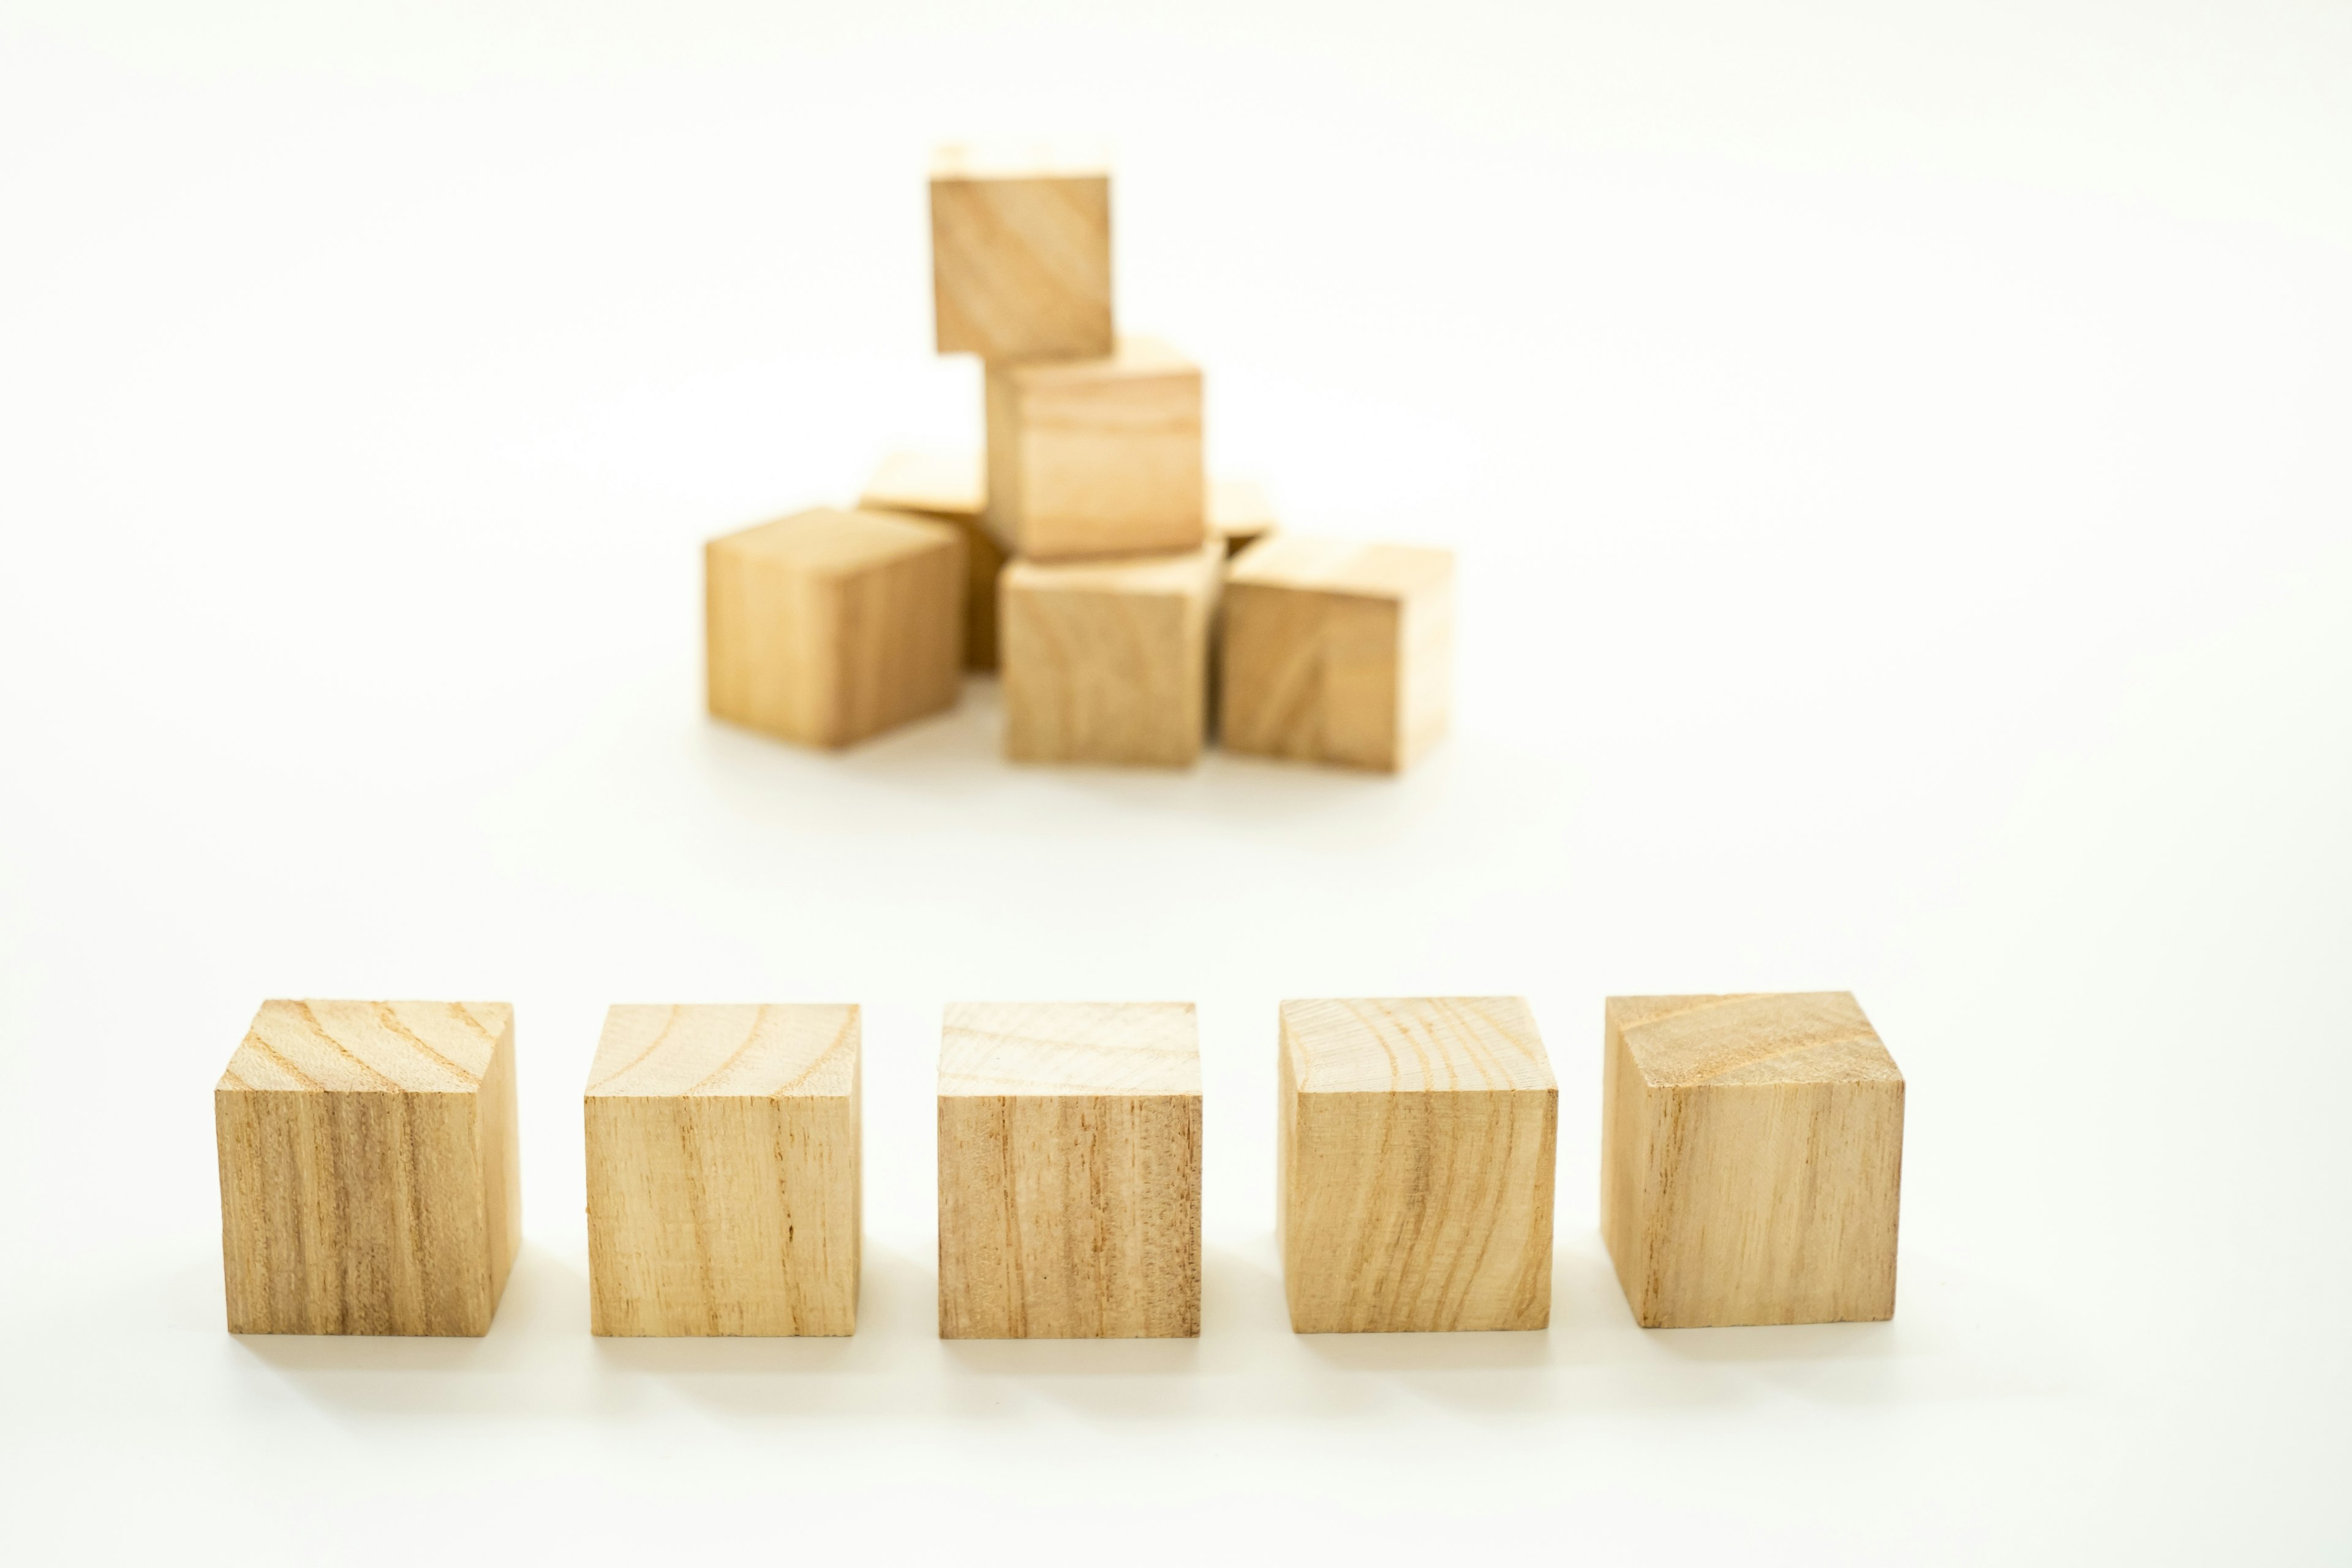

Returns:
705,508,965,748
1277,998,1558,1333
986,344,1205,562
1000,546,1219,767
1601,993,1904,1329
937,1002,1203,1339
861,450,1004,671
931,169,1114,363
584,1005,861,1337
215,1001,519,1336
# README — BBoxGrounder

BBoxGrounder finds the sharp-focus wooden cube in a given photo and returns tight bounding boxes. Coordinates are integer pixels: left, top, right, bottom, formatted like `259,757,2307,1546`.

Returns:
1602,992,1904,1329
999,541,1221,767
215,1000,520,1336
931,146,1113,363
584,1005,860,1337
985,337,1205,562
938,1001,1202,1338
1278,998,1557,1333
861,448,1004,671
1208,478,1277,556
1221,535,1453,772
704,507,965,748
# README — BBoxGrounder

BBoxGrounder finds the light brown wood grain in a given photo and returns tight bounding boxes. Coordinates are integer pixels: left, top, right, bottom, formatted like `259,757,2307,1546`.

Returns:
999,541,1221,767
1602,992,1904,1329
214,1000,520,1336
584,1005,860,1337
705,507,965,748
986,336,1205,562
930,147,1113,363
938,1002,1202,1339
1221,535,1453,772
1278,997,1556,1333
860,448,1005,670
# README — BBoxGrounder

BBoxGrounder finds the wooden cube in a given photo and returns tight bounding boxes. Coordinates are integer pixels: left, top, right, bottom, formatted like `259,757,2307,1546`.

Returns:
985,337,1205,562
1221,535,1453,772
861,448,1005,671
999,541,1221,767
704,507,965,748
1602,992,1904,1329
931,146,1113,363
1279,998,1557,1333
214,1000,519,1336
938,1001,1202,1338
584,1005,860,1337
1208,478,1278,556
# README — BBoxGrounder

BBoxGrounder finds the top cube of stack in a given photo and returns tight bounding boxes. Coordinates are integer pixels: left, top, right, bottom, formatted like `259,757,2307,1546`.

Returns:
931,146,1113,364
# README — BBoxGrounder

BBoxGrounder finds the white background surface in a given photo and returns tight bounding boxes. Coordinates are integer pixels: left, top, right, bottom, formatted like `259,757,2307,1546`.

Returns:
2,2,2347,1562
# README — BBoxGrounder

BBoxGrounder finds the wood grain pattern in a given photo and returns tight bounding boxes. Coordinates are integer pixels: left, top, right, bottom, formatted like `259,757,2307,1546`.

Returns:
999,541,1221,767
215,1000,520,1336
584,1005,860,1337
860,448,1005,670
1278,997,1556,1334
1602,992,1904,1329
930,147,1113,363
986,337,1205,562
705,507,965,748
1221,535,1453,772
938,1002,1202,1339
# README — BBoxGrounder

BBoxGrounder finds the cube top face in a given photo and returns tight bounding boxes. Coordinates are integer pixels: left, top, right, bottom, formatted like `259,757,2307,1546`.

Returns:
1209,478,1276,549
1608,992,1901,1088
861,449,984,523
219,1000,511,1095
1000,538,1221,600
1226,533,1452,603
710,507,959,579
586,1005,859,1100
940,1002,1201,1097
930,156,1112,363
932,143,1112,181
1281,997,1553,1095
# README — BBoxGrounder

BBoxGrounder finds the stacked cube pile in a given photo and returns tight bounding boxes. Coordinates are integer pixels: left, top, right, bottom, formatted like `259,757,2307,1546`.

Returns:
704,149,1455,772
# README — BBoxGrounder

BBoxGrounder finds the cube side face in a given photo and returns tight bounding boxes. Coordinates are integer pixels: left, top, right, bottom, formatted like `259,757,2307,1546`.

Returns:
585,1093,859,1337
932,175,1113,362
1599,1016,1654,1316
830,535,965,747
995,369,1204,561
217,1088,496,1335
1282,1086,1557,1333
1222,584,1419,771
960,519,1006,670
1001,582,1205,766
1395,580,1453,770
705,542,835,744
1318,595,1406,772
938,1093,1202,1338
473,1012,522,1313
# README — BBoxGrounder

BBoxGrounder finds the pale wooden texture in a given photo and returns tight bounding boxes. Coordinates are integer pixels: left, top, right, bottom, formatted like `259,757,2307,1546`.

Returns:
584,1005,860,1337
930,148,1113,363
1221,535,1453,773
705,507,965,747
1278,997,1557,1333
1601,992,1904,1329
985,337,1205,562
938,1001,1202,1339
215,1000,520,1336
999,541,1221,767
1208,478,1277,555
860,449,1005,670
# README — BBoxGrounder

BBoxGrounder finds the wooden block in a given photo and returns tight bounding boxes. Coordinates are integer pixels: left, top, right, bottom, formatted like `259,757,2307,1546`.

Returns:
214,1000,519,1336
985,337,1205,562
931,146,1113,363
704,507,965,748
1208,478,1278,556
1278,998,1556,1334
938,1001,1202,1338
860,448,1004,671
1602,992,1904,1329
999,541,1221,767
1221,535,1453,773
584,1005,860,1337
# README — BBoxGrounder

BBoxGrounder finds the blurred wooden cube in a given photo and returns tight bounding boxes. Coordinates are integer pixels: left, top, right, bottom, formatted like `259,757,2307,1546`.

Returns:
705,507,964,748
1208,478,1277,556
215,1000,520,1335
1602,992,1904,1328
861,448,1004,670
1221,535,1453,772
938,1001,1201,1338
1279,997,1556,1333
986,337,1204,562
931,147,1113,363
585,1005,860,1337
1000,541,1221,767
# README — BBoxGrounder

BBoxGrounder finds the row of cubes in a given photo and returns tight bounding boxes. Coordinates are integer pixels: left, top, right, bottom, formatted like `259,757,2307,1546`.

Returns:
215,993,1904,1338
